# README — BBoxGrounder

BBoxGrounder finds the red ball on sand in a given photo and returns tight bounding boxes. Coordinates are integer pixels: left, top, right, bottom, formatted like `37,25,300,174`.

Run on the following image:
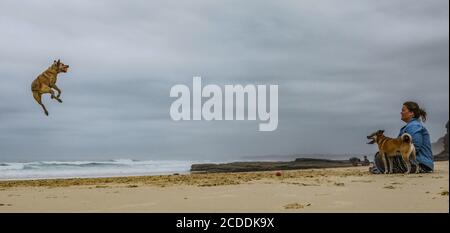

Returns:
275,171,282,176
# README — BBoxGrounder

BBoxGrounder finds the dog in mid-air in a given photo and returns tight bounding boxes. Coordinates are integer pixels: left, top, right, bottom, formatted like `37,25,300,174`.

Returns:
31,59,69,116
367,130,418,174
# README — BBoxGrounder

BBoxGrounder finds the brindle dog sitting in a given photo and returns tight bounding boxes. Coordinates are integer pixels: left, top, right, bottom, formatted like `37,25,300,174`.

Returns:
31,59,69,116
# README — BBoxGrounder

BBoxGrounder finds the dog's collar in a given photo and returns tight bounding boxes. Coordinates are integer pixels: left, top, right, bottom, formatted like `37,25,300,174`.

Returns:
47,67,58,74
379,137,388,148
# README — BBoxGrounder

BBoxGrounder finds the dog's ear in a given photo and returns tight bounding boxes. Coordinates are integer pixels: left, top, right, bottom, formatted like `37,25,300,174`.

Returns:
379,130,385,134
56,59,60,66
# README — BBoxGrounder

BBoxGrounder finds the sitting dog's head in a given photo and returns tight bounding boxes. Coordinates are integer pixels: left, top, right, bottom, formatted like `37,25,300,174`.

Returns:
367,130,384,144
52,59,69,73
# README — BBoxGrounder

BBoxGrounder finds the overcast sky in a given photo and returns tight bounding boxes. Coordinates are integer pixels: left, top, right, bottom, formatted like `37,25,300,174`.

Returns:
0,0,448,162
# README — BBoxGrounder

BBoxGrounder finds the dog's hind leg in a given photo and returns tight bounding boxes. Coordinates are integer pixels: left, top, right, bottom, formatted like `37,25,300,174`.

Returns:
32,91,48,116
401,153,411,174
410,147,419,174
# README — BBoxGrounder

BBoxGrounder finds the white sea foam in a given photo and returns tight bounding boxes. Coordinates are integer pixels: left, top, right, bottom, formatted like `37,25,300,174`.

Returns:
0,159,202,180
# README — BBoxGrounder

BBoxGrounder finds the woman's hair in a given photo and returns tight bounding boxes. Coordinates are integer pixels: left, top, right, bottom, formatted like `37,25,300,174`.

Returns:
403,101,427,122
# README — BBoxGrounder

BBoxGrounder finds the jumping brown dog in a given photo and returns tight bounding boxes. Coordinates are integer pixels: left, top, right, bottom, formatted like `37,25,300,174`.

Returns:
31,59,69,116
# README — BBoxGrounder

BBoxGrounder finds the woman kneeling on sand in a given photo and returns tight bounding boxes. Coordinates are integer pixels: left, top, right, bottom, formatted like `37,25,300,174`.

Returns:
370,101,434,174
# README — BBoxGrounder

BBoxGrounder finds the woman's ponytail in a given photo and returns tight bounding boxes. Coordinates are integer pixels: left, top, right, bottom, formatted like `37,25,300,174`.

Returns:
418,107,427,122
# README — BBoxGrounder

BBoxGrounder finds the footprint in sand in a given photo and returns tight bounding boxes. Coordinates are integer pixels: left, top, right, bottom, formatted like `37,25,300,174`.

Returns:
284,203,311,209
351,180,373,183
390,182,402,185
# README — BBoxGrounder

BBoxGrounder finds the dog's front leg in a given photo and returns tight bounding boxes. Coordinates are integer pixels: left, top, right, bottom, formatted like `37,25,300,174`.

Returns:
52,84,62,98
380,152,388,174
401,154,411,174
50,85,63,103
388,156,394,174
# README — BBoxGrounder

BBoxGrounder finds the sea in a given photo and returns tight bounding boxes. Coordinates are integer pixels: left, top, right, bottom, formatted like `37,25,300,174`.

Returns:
0,159,203,180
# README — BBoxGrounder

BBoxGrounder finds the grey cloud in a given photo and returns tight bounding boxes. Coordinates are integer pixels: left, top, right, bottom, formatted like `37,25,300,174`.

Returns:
0,0,448,162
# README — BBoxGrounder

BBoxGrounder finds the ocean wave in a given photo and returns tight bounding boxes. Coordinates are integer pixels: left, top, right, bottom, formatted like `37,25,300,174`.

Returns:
0,159,202,180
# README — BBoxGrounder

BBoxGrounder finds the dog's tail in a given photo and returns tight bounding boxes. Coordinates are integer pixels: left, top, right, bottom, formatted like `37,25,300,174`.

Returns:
401,133,413,144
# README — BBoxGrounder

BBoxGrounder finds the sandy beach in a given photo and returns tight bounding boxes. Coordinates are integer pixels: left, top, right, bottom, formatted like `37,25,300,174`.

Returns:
0,161,448,213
